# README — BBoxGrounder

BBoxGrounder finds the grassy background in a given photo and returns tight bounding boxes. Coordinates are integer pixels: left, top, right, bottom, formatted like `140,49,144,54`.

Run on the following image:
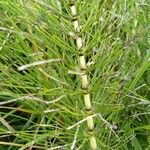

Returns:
0,0,149,149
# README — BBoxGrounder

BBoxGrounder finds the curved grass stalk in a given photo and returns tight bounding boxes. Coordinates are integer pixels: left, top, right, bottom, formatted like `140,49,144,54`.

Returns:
69,1,97,149
18,59,61,71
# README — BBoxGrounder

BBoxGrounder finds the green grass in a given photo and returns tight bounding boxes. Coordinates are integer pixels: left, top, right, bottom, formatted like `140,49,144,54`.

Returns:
0,0,149,149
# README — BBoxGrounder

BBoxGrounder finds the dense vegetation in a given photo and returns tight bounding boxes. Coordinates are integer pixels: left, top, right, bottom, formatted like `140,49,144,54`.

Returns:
0,0,149,149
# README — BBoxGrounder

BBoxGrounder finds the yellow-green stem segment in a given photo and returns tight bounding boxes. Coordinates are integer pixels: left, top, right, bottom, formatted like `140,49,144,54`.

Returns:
69,1,97,149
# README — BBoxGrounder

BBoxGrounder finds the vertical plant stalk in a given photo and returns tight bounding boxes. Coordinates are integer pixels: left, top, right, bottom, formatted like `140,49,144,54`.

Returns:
69,1,97,149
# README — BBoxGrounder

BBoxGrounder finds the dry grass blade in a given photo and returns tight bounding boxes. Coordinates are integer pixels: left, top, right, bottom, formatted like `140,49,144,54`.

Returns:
18,59,61,71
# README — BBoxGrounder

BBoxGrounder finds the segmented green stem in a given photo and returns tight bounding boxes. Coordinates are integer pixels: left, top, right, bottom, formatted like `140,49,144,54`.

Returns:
69,1,97,149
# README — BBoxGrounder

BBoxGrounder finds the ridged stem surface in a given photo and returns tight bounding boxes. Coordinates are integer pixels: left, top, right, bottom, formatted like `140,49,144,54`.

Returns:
69,1,97,149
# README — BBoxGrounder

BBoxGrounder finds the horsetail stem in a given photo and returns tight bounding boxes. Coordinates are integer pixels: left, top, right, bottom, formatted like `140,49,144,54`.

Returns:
69,1,97,149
